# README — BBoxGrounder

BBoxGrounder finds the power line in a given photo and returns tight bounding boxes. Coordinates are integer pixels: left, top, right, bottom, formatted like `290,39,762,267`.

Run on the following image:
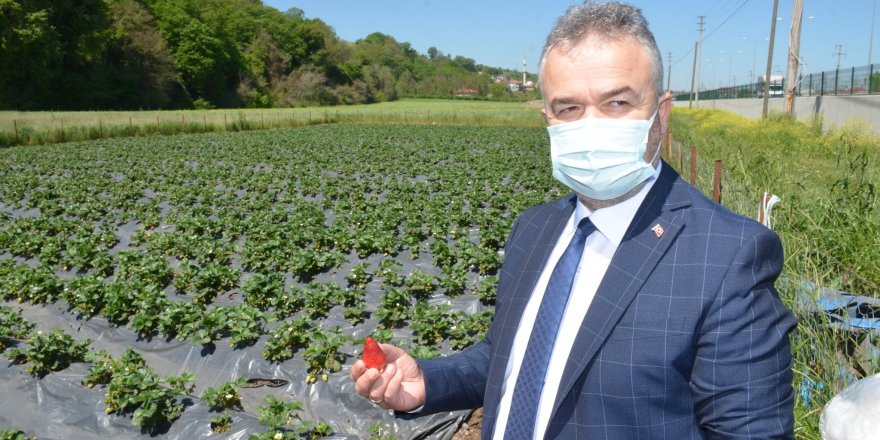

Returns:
672,0,753,67
833,44,846,70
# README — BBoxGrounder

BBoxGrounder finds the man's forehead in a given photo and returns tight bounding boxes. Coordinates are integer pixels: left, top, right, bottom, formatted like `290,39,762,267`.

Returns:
552,35,648,62
542,36,654,98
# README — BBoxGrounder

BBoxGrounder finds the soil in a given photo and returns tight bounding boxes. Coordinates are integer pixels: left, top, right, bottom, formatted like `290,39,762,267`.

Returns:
451,407,483,440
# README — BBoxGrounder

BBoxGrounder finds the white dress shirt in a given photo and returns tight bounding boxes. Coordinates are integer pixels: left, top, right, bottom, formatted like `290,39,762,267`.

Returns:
493,163,662,439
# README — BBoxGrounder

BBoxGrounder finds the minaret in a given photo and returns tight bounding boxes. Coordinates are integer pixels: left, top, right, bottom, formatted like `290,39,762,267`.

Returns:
522,57,527,86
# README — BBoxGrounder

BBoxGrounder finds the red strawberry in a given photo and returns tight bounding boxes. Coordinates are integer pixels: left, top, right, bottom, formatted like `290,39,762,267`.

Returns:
362,336,387,370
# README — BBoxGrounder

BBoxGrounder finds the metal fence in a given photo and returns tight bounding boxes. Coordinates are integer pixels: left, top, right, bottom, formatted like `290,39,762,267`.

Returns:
674,63,880,101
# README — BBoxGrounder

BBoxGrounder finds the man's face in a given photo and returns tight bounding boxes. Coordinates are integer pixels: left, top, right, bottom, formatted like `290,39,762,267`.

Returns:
540,37,670,163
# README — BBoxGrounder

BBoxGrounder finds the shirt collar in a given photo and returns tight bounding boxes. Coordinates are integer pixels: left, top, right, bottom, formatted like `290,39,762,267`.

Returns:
574,161,663,246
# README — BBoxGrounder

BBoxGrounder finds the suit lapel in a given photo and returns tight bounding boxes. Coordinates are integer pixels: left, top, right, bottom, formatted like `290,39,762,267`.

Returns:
484,195,575,437
551,165,692,414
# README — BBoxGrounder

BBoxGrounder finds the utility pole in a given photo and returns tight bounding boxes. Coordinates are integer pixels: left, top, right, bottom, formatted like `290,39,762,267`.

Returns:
667,52,673,93
785,0,804,114
689,42,698,108
833,44,846,70
871,0,877,66
762,0,780,119
691,16,705,108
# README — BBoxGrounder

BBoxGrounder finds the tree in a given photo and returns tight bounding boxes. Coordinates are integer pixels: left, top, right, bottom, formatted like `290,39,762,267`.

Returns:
106,0,189,108
427,46,438,60
0,0,60,108
151,0,234,105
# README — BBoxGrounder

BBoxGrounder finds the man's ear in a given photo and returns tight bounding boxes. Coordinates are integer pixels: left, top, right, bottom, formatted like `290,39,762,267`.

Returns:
540,107,549,124
659,91,672,133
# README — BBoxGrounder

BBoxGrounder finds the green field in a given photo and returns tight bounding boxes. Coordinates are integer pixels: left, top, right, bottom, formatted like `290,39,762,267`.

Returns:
0,105,878,439
0,99,545,147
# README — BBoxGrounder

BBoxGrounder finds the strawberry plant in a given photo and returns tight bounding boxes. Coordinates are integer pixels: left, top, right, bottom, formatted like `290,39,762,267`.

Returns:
100,279,142,326
243,271,287,309
257,394,302,429
191,304,268,347
376,259,404,287
201,379,244,410
375,288,413,329
344,305,367,325
270,287,306,319
85,348,196,434
408,344,440,359
302,327,349,383
411,301,452,347
429,240,457,269
367,422,397,440
288,248,345,282
174,261,240,305
0,429,36,440
263,316,313,362
0,306,35,353
475,275,499,305
64,275,107,318
115,250,173,287
404,270,437,299
157,300,205,341
7,328,92,378
211,414,233,433
439,265,468,297
251,395,333,439
344,262,372,289
369,329,395,343
449,310,494,350
61,237,114,275
4,264,63,304
129,287,171,339
302,282,342,320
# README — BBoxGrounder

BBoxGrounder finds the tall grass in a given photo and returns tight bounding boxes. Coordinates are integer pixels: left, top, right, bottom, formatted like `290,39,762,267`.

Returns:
0,99,545,147
668,108,880,438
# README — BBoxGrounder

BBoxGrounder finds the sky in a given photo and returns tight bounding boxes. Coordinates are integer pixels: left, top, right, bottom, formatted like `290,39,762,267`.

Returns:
263,0,879,92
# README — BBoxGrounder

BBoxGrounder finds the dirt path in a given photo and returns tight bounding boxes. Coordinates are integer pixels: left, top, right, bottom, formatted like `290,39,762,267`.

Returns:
451,408,483,440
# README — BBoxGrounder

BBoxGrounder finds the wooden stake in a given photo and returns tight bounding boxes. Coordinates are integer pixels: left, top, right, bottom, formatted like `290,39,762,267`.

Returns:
156,115,160,131
99,118,103,138
689,146,697,185
224,114,227,131
712,160,723,203
13,119,19,144
129,116,133,134
203,115,207,131
60,117,65,142
677,142,683,172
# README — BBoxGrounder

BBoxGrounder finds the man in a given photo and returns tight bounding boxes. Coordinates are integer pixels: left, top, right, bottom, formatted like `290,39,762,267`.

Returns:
350,2,796,438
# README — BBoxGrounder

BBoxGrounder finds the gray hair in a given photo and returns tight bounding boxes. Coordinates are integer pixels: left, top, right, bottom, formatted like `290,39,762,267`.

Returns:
538,1,664,97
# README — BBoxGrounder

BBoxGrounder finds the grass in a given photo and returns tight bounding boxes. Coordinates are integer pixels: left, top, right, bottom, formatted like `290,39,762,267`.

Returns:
0,99,545,147
668,108,880,439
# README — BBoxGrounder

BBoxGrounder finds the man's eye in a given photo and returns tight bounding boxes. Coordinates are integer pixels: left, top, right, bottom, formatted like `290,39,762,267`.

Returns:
556,106,580,116
609,100,630,107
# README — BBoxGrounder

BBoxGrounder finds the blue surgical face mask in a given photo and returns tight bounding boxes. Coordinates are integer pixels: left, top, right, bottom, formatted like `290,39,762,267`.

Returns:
547,106,661,200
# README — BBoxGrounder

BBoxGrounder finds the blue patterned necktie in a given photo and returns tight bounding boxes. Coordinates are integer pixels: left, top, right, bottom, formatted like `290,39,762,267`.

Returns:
503,217,596,439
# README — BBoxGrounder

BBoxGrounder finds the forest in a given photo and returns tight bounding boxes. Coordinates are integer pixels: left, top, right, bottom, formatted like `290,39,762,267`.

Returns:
0,0,531,110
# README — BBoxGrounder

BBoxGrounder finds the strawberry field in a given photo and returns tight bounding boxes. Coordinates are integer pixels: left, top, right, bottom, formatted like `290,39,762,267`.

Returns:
0,124,565,439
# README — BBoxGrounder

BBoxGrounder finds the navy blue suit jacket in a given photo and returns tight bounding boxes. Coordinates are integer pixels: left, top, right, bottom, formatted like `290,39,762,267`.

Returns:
417,163,796,439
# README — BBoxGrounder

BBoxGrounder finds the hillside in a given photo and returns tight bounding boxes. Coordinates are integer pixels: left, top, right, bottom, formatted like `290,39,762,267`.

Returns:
0,0,537,110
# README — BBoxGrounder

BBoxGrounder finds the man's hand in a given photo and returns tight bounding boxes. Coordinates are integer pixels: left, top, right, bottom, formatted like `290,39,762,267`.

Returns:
351,342,425,412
